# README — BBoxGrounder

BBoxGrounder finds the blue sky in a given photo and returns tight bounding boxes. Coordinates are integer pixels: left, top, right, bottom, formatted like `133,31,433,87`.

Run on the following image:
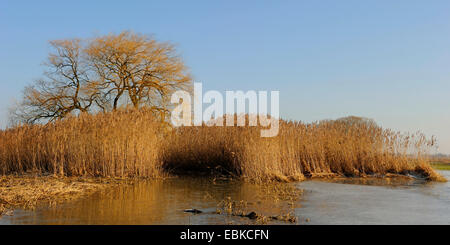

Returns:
1,0,450,153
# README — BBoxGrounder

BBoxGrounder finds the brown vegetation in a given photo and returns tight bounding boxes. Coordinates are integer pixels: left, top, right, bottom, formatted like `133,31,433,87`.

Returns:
1,109,163,178
0,174,111,217
4,33,442,183
162,115,444,182
0,109,444,182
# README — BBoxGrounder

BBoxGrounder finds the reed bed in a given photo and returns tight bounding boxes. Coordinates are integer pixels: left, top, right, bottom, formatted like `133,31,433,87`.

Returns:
162,117,443,181
0,109,163,178
0,110,444,182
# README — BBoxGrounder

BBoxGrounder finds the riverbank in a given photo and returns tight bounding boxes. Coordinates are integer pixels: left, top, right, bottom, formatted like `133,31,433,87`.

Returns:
2,171,448,225
0,176,305,224
1,168,445,219
0,174,132,217
430,160,450,171
0,110,446,218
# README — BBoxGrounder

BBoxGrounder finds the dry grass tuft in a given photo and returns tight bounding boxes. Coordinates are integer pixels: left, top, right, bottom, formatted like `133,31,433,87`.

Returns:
0,174,111,216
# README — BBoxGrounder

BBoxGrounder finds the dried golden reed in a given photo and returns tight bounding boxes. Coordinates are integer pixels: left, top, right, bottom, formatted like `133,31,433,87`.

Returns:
162,117,443,181
0,109,163,178
0,110,444,182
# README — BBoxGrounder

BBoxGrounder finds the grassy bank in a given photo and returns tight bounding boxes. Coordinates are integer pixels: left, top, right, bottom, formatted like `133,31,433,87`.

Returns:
0,109,445,182
0,174,115,217
430,159,450,171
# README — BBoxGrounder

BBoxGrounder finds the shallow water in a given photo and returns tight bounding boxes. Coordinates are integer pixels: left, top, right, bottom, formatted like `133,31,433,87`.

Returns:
296,171,450,225
1,172,449,225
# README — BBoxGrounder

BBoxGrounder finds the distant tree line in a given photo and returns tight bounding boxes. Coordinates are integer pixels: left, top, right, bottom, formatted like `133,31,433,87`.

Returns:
10,31,191,125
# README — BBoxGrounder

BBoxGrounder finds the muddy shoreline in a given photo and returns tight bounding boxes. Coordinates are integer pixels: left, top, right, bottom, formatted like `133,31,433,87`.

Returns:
0,174,136,217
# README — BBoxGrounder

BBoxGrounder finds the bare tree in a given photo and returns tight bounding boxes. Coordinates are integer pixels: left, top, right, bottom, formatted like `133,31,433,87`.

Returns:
335,116,379,129
14,39,98,124
86,31,191,120
13,31,191,124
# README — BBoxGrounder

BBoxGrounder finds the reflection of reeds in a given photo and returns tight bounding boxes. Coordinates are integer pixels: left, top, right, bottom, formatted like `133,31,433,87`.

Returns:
5,178,303,224
215,183,302,224
0,109,444,181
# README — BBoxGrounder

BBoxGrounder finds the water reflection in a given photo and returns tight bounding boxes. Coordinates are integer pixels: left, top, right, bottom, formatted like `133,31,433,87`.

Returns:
3,177,302,225
315,175,429,187
2,172,449,225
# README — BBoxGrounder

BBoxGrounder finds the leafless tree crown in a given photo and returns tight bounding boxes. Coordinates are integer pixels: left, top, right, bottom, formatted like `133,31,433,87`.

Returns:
11,31,191,125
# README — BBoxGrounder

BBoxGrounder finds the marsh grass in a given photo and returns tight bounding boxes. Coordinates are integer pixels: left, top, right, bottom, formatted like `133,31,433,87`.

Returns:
0,174,114,216
430,160,450,171
0,109,444,182
162,116,444,181
0,109,163,178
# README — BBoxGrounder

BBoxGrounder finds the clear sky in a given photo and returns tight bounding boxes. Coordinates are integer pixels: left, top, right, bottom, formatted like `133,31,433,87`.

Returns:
1,0,450,153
